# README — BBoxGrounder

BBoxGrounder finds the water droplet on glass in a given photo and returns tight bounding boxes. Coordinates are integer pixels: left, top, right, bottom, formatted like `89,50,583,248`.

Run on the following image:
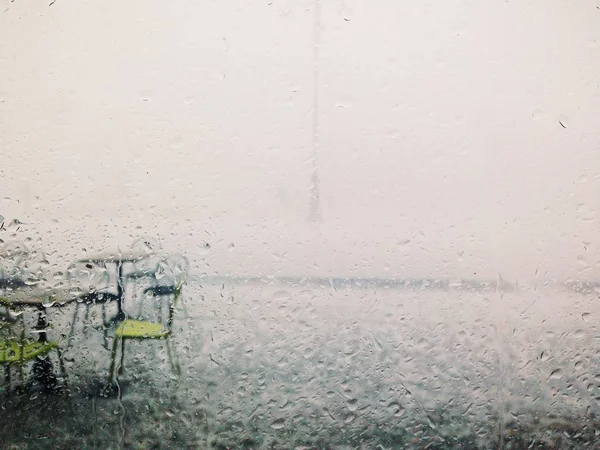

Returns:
169,136,185,149
198,242,211,255
550,368,563,380
387,402,405,417
558,114,570,129
335,94,353,109
42,297,55,308
347,398,358,411
270,418,285,430
273,290,290,301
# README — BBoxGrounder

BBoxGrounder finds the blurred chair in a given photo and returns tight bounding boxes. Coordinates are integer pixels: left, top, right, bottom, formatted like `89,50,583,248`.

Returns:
124,236,163,304
108,278,185,385
138,253,189,319
0,299,67,393
67,261,117,348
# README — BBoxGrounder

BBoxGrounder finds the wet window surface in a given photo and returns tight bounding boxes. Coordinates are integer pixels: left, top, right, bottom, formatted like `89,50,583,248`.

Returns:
1,0,600,448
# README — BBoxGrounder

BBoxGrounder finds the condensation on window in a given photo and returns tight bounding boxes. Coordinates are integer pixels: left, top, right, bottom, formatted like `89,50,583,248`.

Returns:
1,0,600,448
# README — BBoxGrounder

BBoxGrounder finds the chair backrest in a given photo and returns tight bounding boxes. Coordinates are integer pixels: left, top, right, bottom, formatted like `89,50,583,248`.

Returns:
66,261,110,295
139,278,185,334
155,254,189,286
130,235,163,255
128,235,164,279
135,253,187,330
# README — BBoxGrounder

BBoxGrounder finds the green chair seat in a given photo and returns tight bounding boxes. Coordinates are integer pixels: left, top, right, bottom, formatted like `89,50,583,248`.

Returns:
115,320,168,339
0,340,58,364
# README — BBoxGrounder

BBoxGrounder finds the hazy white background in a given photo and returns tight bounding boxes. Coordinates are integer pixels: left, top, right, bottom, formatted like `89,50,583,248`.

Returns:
1,0,600,282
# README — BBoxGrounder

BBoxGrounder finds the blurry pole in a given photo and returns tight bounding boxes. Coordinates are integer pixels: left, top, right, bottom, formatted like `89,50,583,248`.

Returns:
308,0,322,222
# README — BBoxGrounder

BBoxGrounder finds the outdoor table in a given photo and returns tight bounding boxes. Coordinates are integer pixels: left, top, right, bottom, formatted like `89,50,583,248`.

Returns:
77,251,153,323
0,287,76,389
1,287,77,339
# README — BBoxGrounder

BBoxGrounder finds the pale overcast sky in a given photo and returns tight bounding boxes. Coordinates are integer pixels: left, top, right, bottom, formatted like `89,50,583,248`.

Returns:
1,0,600,281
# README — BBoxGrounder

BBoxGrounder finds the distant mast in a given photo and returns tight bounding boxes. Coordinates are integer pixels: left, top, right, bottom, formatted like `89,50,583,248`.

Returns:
308,0,322,222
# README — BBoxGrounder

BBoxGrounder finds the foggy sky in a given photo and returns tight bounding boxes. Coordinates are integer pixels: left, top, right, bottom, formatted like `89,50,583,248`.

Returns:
1,0,600,282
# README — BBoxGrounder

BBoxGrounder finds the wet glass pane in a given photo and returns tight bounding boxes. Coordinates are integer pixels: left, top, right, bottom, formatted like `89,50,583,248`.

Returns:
1,0,600,448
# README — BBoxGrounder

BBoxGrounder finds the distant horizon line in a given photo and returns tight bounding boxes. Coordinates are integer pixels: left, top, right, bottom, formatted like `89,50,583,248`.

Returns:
192,274,597,293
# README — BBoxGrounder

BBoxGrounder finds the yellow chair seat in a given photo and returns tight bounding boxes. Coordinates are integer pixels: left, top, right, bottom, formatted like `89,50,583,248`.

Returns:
0,340,58,364
115,320,168,339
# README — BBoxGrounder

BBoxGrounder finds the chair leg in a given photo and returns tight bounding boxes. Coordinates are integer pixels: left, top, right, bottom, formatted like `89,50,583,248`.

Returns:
101,303,108,349
130,280,138,315
4,364,11,391
118,337,126,375
181,295,190,319
18,362,25,388
158,296,163,324
84,305,90,337
166,338,180,376
138,286,145,318
55,347,68,391
108,335,120,385
68,303,80,348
